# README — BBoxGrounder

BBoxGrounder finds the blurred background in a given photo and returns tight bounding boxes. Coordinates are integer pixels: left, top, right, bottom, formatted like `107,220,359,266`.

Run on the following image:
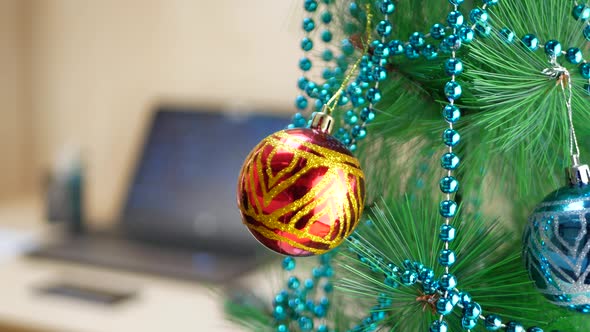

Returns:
0,0,301,331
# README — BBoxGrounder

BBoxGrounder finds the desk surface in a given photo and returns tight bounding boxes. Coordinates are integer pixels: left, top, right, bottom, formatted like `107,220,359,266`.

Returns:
0,196,270,332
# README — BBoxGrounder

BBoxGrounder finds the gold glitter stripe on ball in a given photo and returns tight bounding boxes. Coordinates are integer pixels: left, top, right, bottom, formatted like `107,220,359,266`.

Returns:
247,224,327,255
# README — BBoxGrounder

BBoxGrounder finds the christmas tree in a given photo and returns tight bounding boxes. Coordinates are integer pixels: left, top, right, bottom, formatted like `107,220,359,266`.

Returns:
227,0,590,331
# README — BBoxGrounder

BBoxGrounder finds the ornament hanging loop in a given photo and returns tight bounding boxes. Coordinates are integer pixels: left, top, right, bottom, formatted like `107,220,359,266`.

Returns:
543,57,589,185
543,56,581,161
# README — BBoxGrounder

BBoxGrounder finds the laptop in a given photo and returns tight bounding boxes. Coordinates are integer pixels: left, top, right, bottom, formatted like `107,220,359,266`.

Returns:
30,106,289,283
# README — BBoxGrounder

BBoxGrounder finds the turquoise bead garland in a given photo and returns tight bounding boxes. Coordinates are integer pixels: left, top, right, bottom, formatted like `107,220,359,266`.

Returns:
278,0,590,330
433,0,464,330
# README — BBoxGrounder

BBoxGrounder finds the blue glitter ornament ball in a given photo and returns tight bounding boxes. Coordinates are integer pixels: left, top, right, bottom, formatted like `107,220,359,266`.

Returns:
523,184,590,313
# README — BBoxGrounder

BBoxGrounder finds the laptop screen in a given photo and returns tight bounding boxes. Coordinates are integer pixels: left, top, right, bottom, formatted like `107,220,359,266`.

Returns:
121,108,289,251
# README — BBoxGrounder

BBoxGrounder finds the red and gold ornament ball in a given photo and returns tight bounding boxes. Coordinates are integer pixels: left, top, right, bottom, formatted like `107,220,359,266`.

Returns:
237,127,365,256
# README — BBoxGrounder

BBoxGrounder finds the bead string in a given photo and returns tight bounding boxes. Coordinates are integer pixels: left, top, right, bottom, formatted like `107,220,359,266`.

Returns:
433,0,464,330
280,1,590,331
348,233,545,332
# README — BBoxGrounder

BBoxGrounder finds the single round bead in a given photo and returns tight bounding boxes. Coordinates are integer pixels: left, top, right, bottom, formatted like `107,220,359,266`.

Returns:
305,81,318,97
444,58,463,76
585,25,590,41
430,320,448,332
459,27,475,43
377,20,392,37
430,23,446,40
462,318,477,330
422,44,438,60
444,81,462,100
566,48,583,64
521,34,539,51
299,57,312,71
367,88,382,103
505,322,525,332
442,34,461,51
440,200,458,218
302,18,315,32
440,176,459,193
304,0,318,12
401,270,418,285
439,273,457,290
347,82,362,96
463,302,482,319
443,104,461,123
273,305,287,320
292,113,307,128
442,129,460,147
341,39,354,55
322,49,333,61
419,268,434,281
423,279,439,295
372,66,387,81
298,316,314,331
297,77,308,90
448,290,461,306
373,42,389,58
321,11,332,24
459,292,472,304
483,0,499,5
409,32,426,48
295,95,308,110
288,276,300,289
448,0,464,5
318,89,331,103
447,11,464,27
475,23,492,37
360,107,376,122
351,125,367,139
338,94,349,106
544,40,562,57
439,249,456,266
436,297,454,315
321,30,333,42
526,328,543,332
484,314,502,330
441,152,460,170
573,4,590,21
313,305,326,318
405,44,420,59
500,28,515,43
301,37,313,51
470,8,488,23
581,63,590,79
440,224,456,242
276,324,288,332
389,40,404,55
380,0,395,14
317,325,329,332
345,110,359,125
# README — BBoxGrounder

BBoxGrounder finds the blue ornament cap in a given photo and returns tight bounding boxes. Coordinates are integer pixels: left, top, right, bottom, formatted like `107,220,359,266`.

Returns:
523,181,590,313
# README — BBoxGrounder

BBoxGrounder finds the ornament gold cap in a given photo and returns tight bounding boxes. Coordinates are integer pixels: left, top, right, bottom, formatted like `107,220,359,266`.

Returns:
310,110,334,134
567,154,590,186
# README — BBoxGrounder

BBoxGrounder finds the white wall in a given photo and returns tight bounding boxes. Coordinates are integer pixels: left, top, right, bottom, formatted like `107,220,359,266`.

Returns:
28,0,301,223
